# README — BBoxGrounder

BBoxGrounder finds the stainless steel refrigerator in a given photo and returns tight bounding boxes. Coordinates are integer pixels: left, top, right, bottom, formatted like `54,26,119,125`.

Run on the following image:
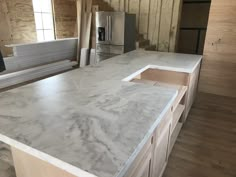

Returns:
95,12,136,62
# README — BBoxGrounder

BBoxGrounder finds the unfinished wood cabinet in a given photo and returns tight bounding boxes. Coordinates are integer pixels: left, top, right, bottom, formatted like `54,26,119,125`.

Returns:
129,65,201,177
7,66,200,177
124,110,172,177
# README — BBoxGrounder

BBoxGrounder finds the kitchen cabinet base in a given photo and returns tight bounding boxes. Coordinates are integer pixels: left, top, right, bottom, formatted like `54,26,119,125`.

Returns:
11,147,78,177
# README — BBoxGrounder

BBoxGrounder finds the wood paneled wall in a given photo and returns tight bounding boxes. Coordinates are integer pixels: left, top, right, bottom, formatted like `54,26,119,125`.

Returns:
103,0,183,52
53,0,77,39
0,0,37,57
0,0,77,57
199,0,236,97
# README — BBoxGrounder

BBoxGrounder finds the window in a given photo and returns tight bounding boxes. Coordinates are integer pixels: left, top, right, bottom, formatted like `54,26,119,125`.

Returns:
32,0,55,42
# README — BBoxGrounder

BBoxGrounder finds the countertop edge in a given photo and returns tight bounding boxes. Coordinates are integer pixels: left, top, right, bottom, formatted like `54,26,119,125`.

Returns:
122,56,202,82
0,134,97,177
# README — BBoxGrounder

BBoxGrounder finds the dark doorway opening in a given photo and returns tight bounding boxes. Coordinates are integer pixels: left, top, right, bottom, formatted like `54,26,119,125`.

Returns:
177,0,211,55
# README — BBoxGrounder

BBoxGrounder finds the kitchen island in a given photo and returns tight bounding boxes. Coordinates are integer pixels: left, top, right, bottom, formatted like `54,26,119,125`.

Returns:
0,50,202,177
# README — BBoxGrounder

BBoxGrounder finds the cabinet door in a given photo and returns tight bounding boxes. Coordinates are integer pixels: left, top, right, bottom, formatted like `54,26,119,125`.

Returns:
124,137,152,177
132,149,152,177
151,123,170,177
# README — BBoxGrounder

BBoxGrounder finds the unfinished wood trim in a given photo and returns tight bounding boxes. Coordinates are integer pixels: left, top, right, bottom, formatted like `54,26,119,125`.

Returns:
11,147,78,177
51,0,57,40
81,12,92,49
169,122,182,154
148,0,162,45
171,104,185,133
76,0,83,62
158,0,174,51
172,86,187,111
169,0,183,52
183,63,201,121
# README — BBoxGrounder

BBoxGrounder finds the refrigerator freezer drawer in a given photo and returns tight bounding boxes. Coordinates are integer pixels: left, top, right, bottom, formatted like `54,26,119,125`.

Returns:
110,45,124,54
96,44,124,55
96,53,117,62
96,44,110,53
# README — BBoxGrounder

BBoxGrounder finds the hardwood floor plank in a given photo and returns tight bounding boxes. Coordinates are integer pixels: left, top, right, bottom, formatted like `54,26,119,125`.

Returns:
163,92,236,177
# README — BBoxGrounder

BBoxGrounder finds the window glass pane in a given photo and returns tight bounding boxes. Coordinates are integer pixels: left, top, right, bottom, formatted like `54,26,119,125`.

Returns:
32,0,42,12
42,13,54,29
32,0,55,42
36,30,44,41
41,0,52,12
34,13,43,29
44,30,55,41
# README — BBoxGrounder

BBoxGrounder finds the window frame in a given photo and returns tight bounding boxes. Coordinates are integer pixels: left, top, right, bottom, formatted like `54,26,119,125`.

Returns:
32,0,56,42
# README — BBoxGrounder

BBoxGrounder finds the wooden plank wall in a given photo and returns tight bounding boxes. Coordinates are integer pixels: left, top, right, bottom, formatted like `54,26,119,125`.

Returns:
53,0,77,39
106,0,183,51
199,0,236,98
0,0,77,57
0,0,37,57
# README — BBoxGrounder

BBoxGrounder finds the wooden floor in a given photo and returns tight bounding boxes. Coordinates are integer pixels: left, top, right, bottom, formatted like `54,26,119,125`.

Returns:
163,92,236,177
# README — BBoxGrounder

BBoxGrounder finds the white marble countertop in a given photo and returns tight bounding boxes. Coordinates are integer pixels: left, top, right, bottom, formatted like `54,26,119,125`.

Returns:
0,50,202,177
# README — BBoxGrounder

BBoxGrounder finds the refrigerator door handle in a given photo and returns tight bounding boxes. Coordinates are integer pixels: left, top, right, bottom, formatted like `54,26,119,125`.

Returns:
109,16,112,41
106,16,109,41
